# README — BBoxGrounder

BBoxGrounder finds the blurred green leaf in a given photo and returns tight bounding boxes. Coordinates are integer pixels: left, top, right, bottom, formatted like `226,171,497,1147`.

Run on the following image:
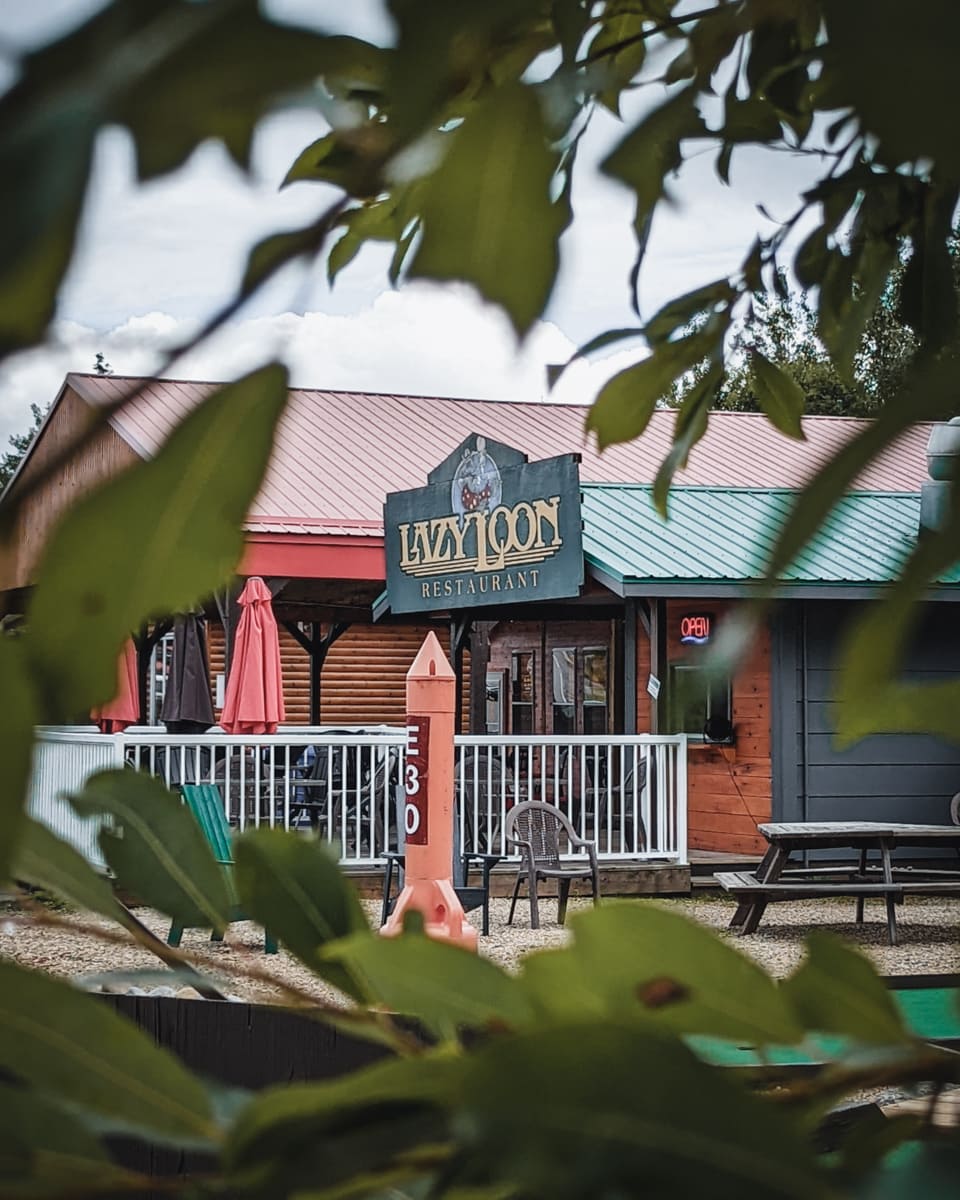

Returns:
0,961,216,1143
0,1081,146,1195
118,10,376,180
652,362,723,515
588,315,728,450
821,1,960,176
722,96,782,144
0,640,38,882
68,770,231,931
226,1055,457,1190
781,934,911,1046
588,9,647,117
241,210,345,300
751,350,806,440
0,1084,146,1195
819,238,898,379
602,86,706,226
456,1022,828,1199
283,131,386,197
26,364,287,717
834,1109,923,1186
898,183,958,351
326,931,536,1038
518,904,803,1044
762,353,957,585
0,95,98,358
234,829,369,999
327,200,402,284
387,0,540,142
794,225,830,289
411,82,563,336
11,817,125,925
550,326,645,389
645,279,735,345
833,470,960,742
857,1141,960,1199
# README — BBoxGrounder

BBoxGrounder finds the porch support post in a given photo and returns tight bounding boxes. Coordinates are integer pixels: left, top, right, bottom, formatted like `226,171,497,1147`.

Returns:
281,620,351,724
623,599,638,734
215,584,242,676
649,598,668,734
450,615,471,733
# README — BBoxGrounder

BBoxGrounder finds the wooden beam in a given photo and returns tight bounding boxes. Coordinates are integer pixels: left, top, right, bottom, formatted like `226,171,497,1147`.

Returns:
623,598,638,734
649,598,668,735
281,620,353,724
450,615,471,732
468,620,492,733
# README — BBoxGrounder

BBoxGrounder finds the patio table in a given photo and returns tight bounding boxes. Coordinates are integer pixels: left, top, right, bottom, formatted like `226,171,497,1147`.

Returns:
717,821,960,946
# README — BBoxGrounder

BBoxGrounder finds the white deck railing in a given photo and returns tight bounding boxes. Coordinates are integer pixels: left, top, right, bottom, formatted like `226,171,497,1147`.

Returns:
26,726,687,869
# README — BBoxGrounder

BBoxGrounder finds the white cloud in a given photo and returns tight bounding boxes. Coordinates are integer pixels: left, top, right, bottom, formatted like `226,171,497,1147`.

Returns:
0,283,641,445
0,0,828,453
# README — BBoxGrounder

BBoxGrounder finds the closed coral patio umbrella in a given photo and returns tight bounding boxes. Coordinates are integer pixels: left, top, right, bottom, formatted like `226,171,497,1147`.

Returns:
220,578,285,735
91,638,140,733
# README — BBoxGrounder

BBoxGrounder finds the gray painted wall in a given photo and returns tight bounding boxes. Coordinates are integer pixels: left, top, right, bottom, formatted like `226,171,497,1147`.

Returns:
772,600,960,827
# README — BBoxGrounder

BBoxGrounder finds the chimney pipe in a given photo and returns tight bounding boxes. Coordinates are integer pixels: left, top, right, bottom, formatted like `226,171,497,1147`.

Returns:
920,416,960,532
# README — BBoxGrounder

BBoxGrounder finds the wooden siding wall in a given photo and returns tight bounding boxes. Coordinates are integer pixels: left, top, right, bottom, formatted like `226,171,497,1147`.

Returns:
668,600,770,856
0,388,139,594
210,622,468,729
792,601,960,827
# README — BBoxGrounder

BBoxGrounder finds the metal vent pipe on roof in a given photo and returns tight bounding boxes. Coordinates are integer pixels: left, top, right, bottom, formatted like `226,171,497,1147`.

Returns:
920,417,960,533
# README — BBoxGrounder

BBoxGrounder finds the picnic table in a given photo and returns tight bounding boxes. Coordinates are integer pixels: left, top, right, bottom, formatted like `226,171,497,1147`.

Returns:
717,822,960,946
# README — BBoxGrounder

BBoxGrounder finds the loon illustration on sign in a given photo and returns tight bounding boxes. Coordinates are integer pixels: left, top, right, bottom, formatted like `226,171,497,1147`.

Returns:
384,434,583,614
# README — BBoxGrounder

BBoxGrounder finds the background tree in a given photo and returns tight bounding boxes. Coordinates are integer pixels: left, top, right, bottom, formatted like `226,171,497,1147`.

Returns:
0,402,43,491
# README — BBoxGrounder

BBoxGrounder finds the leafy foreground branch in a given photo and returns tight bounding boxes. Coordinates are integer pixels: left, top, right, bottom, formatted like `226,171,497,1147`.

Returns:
1,2,960,1195
2,774,959,1197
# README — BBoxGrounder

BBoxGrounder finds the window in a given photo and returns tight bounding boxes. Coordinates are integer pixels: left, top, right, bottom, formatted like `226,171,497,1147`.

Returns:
511,652,535,733
552,648,575,734
582,648,608,736
551,646,608,735
669,661,732,741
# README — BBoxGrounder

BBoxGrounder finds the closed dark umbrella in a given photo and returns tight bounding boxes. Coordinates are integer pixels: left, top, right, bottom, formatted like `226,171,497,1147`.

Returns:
161,613,215,735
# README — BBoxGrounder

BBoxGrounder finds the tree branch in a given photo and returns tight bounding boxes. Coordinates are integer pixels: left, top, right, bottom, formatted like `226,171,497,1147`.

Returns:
577,2,733,68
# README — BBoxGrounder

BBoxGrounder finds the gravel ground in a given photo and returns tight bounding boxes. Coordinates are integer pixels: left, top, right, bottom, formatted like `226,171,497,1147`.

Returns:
2,892,958,1005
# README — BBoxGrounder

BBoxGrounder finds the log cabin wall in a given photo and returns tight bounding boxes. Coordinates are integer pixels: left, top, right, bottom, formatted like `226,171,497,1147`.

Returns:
210,622,468,729
0,387,138,595
664,599,771,856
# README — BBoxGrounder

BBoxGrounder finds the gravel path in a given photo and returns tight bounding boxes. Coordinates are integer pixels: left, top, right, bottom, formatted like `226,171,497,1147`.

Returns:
2,893,958,1006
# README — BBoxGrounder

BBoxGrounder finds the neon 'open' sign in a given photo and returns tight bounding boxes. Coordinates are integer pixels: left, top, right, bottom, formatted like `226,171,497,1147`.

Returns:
679,613,712,645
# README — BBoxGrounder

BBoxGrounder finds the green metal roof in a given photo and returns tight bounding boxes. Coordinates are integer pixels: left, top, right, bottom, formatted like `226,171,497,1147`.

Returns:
581,485,960,594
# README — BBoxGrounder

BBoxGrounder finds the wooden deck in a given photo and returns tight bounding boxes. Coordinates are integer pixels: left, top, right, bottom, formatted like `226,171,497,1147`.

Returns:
345,859,691,898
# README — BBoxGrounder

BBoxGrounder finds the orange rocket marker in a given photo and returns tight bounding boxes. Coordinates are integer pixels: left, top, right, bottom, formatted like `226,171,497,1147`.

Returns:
380,631,478,951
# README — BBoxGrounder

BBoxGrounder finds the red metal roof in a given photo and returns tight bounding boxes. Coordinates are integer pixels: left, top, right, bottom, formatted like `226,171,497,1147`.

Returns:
66,373,932,536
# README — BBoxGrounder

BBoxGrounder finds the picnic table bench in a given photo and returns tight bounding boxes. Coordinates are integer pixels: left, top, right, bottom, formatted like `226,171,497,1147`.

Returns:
717,821,960,946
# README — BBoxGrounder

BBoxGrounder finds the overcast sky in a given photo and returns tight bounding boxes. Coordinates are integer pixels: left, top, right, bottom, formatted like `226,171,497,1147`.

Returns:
0,0,826,445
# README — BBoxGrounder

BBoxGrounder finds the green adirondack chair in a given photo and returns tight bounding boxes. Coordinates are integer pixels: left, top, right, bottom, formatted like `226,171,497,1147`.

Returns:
167,784,277,954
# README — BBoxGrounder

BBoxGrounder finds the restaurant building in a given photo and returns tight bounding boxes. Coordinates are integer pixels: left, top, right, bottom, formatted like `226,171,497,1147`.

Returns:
3,373,960,857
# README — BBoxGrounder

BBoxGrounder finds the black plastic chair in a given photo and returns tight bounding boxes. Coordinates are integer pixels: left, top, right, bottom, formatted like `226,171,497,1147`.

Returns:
505,800,600,930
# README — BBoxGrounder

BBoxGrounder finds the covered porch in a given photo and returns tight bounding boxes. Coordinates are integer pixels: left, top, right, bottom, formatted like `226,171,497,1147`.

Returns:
27,725,689,887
